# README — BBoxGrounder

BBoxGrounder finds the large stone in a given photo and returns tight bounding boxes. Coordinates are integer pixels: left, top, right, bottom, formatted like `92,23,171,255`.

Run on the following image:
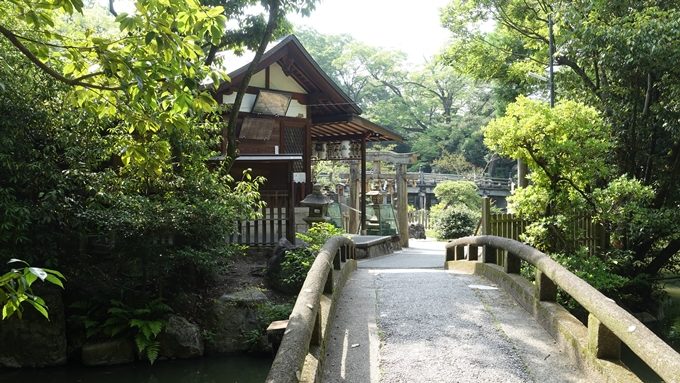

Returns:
203,287,269,354
159,315,204,359
409,223,426,239
267,237,306,293
81,338,135,366
0,285,67,368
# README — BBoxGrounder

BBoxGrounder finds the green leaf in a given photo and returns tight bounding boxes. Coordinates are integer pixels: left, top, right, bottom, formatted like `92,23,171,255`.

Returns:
45,274,64,289
28,267,48,281
145,32,156,45
26,299,49,320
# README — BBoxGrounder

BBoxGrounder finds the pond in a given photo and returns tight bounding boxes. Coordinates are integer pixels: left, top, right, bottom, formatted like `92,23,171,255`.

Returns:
0,355,271,383
621,276,680,383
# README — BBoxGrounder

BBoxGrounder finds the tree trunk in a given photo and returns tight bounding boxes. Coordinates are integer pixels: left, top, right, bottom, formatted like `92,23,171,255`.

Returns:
222,0,281,172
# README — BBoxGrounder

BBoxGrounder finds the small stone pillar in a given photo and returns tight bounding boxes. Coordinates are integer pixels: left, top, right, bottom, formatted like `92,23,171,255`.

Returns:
365,190,382,235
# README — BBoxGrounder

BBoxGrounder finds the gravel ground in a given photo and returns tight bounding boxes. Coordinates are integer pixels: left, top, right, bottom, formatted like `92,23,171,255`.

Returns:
322,240,590,383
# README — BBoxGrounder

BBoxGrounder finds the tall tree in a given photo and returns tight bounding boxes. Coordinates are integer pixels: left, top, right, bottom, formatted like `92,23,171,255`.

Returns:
442,0,680,281
296,29,497,171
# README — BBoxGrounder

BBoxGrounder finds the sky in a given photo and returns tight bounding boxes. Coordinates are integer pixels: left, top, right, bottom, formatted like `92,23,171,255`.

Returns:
104,0,454,64
289,0,453,64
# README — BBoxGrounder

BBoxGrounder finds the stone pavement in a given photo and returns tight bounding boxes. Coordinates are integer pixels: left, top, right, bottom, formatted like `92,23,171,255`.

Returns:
321,239,592,383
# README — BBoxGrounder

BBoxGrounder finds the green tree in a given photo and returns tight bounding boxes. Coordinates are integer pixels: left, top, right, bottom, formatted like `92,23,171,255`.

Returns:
444,0,680,279
296,29,498,172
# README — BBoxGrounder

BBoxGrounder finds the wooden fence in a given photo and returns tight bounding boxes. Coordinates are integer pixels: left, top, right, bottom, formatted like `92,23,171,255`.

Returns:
408,209,431,229
230,191,294,246
480,198,607,257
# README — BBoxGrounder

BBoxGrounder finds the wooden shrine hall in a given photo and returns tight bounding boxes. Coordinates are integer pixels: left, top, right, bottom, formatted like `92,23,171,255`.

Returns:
216,35,403,245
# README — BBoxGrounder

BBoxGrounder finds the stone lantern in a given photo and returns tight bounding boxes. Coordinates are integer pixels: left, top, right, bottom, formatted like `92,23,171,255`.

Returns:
365,190,382,235
300,184,333,227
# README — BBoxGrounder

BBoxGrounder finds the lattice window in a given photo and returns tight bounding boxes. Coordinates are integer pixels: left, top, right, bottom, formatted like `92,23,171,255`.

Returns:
283,126,304,154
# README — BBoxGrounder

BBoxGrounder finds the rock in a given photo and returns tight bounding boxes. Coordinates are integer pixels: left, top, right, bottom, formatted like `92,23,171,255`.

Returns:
203,287,269,354
159,315,204,359
267,237,307,293
409,223,426,239
81,338,135,366
0,285,67,368
220,287,268,304
266,238,297,280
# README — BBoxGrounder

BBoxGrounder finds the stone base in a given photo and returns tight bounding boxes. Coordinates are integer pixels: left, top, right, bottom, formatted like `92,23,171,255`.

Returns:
81,339,135,366
349,235,396,259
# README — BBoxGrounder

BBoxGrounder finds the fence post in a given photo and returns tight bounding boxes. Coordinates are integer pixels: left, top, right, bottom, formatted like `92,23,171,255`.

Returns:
446,245,456,262
468,245,479,261
536,270,557,301
504,253,521,274
587,314,621,360
481,197,497,263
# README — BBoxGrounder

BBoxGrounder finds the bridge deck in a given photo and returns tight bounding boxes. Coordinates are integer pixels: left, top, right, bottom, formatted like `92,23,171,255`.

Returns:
321,240,593,383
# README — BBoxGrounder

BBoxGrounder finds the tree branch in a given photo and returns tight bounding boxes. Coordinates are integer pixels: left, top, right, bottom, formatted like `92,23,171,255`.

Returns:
555,55,601,99
108,0,118,17
643,238,680,276
0,25,122,91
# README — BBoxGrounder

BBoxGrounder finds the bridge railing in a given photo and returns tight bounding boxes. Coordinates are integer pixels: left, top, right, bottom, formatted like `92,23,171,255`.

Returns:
446,235,680,383
266,236,356,383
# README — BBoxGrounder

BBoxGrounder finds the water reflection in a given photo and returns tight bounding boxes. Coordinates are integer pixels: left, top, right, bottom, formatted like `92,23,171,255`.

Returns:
0,355,271,383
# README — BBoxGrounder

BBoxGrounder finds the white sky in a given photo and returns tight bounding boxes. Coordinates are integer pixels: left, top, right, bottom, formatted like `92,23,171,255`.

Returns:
289,0,453,64
104,0,453,64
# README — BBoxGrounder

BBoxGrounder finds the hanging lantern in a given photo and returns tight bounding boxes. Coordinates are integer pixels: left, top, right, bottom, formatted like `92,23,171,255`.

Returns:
340,140,351,158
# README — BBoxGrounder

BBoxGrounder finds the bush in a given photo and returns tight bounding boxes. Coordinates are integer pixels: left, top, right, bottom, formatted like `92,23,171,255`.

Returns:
274,223,345,292
279,247,316,290
296,222,344,253
433,207,477,240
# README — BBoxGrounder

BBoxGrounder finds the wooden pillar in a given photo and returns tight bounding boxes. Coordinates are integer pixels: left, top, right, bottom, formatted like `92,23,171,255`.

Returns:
360,136,367,234
287,161,296,242
348,162,359,234
396,163,409,247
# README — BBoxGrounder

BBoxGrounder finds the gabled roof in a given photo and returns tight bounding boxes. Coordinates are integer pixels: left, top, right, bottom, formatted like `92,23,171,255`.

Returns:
217,35,362,117
217,35,403,143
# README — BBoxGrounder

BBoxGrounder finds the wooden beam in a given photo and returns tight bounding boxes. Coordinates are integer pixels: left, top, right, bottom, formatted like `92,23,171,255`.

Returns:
265,66,270,89
366,151,417,165
311,113,353,124
311,134,365,143
360,135,367,234
396,163,409,248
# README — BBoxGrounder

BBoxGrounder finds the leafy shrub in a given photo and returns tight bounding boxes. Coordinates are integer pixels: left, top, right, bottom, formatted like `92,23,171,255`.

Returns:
161,244,244,292
296,222,344,253
243,301,294,350
550,248,628,314
280,248,316,289
275,223,345,291
0,259,65,320
433,207,477,240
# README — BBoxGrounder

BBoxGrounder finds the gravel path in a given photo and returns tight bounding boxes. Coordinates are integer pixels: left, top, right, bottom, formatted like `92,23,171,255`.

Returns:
322,239,591,383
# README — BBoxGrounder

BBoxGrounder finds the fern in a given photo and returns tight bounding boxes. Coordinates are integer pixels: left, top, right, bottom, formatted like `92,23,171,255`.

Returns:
79,298,171,365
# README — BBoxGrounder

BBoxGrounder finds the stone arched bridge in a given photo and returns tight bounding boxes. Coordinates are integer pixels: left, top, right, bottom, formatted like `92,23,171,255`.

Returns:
264,236,680,383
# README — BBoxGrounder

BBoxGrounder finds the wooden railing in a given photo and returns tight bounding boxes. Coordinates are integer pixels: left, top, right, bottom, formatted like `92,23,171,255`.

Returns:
230,191,294,245
265,236,356,383
445,236,680,383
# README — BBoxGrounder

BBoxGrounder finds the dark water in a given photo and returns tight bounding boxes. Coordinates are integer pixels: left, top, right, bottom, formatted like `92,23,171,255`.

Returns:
0,355,271,383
